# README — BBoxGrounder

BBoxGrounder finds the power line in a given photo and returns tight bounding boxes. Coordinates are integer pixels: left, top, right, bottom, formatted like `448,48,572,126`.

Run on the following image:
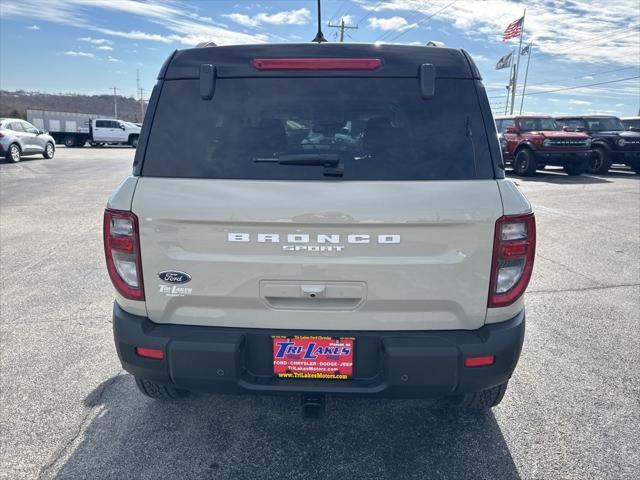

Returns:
486,66,639,93
488,75,639,101
375,7,432,43
328,0,349,23
353,0,384,27
386,0,460,43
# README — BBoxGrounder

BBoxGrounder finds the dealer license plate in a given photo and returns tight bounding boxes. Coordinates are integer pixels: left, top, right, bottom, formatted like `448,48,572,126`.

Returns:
272,336,354,380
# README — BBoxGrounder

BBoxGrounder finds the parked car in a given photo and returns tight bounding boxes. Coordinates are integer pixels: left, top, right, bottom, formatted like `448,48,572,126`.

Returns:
556,116,640,174
26,110,141,148
620,117,640,132
0,118,55,163
495,115,592,176
105,43,535,415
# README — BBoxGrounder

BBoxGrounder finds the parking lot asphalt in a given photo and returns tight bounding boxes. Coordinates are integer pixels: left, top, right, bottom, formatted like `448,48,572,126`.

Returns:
1,147,638,480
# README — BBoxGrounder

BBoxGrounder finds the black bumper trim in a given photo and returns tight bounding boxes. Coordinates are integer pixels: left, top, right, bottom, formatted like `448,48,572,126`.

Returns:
113,303,525,398
533,150,591,164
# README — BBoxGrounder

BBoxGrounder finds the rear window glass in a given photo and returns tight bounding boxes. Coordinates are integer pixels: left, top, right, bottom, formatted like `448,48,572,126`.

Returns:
142,77,494,180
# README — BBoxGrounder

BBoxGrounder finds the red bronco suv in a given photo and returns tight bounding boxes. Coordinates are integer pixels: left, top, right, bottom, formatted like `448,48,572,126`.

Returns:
495,116,592,176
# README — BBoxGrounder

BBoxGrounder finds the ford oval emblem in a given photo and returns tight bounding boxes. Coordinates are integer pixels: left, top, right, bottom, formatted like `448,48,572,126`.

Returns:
158,271,191,284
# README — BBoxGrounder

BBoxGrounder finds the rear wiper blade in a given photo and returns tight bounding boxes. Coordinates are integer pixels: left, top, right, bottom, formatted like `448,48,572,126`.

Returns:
254,153,343,177
254,153,340,166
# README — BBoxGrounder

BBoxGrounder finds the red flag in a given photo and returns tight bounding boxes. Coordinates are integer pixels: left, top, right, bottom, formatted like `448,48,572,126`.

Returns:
503,16,524,41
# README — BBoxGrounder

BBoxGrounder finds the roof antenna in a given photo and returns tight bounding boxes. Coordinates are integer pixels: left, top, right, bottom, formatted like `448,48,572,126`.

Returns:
311,0,328,43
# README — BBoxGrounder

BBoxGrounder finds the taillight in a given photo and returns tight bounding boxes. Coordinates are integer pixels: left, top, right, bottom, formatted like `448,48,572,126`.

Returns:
488,213,536,308
253,58,382,71
103,209,145,300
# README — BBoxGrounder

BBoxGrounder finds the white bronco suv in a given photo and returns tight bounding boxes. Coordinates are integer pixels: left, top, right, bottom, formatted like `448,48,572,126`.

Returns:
104,44,535,416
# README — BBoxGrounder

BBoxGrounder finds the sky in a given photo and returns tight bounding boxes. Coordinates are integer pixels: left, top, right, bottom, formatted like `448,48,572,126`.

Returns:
0,0,638,117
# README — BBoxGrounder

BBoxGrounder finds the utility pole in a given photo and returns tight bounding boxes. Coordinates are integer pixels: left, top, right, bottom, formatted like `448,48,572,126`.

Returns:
139,88,145,121
111,87,120,119
328,17,358,42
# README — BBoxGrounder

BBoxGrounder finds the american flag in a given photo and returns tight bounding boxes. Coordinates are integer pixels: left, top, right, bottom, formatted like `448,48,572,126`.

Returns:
502,16,524,41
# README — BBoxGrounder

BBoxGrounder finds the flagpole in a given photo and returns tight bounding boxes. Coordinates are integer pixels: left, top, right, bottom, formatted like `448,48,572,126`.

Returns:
519,43,533,115
505,52,514,115
510,9,525,114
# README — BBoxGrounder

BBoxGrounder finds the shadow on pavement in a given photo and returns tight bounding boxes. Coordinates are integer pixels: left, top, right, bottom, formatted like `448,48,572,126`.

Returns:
53,375,521,480
507,166,639,184
507,169,611,184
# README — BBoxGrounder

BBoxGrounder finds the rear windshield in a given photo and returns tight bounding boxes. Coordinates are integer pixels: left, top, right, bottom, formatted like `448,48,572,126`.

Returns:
142,77,494,180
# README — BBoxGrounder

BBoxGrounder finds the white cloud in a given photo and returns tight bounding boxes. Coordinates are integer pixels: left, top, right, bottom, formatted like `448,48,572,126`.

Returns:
222,13,258,28
568,99,592,105
63,50,94,58
222,8,310,27
582,76,595,80
360,0,640,66
25,24,39,30
368,16,413,31
96,45,113,51
106,55,119,62
78,36,112,45
1,0,268,46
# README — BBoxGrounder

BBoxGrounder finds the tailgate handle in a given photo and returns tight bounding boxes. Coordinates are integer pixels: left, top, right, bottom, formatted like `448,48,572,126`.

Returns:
199,64,216,100
261,281,366,311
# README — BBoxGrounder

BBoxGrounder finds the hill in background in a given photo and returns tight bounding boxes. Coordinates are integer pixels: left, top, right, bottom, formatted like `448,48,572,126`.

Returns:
0,90,147,122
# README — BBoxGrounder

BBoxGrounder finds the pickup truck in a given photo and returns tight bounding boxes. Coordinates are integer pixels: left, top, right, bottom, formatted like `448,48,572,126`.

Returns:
26,110,141,148
104,43,535,417
495,115,592,176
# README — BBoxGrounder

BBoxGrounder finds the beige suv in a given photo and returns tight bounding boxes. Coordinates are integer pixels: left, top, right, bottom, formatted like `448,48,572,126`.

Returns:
104,43,535,417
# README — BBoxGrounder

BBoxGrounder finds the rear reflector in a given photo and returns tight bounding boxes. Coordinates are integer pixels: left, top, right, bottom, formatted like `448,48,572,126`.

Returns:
464,355,495,367
253,58,382,71
135,347,164,360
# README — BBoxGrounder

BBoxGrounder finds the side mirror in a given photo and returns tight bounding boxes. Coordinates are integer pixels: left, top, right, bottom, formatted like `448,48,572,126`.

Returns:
562,126,572,132
506,127,517,134
120,124,126,130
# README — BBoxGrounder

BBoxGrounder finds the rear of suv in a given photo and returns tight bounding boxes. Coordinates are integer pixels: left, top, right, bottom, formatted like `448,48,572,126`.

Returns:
105,44,535,413
556,115,640,174
495,115,592,176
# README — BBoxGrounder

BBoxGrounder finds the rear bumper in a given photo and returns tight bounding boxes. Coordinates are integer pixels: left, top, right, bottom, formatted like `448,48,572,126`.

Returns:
533,150,591,164
113,303,525,398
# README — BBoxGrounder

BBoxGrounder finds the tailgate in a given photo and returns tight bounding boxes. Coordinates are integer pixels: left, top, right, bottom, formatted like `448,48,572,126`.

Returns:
133,178,503,330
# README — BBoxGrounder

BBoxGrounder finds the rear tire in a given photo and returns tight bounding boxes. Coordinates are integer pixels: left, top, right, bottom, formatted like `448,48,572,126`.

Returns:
513,149,537,176
134,377,189,400
563,160,587,176
129,135,139,148
43,142,55,159
630,160,640,174
457,382,508,410
587,146,611,174
6,143,21,163
63,136,76,148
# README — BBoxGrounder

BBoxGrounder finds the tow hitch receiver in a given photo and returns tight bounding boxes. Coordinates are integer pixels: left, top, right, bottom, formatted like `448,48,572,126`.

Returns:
301,394,326,419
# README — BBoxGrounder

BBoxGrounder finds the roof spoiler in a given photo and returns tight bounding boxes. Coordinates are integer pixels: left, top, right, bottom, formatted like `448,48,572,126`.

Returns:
200,64,216,100
419,63,435,99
